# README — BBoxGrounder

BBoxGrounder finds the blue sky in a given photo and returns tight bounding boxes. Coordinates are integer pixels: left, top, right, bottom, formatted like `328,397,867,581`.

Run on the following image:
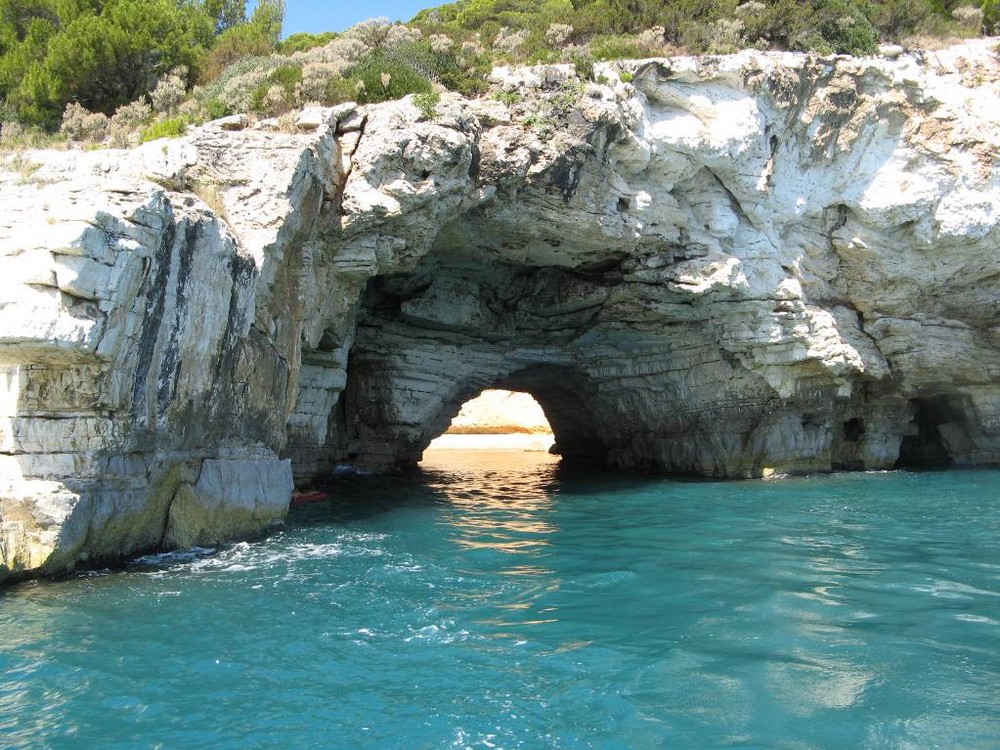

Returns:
281,0,437,36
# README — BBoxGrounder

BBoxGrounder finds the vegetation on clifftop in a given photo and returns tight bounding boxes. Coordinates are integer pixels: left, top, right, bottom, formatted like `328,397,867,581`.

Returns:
0,0,994,151
0,0,284,144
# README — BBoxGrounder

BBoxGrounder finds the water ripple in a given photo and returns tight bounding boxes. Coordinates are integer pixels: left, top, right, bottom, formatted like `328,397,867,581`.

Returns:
1,462,999,748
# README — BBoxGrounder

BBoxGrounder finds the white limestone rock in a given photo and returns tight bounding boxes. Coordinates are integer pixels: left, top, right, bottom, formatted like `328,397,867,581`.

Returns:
164,458,293,549
3,39,1000,581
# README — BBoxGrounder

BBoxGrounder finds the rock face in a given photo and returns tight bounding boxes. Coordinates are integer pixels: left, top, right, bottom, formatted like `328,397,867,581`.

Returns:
2,42,1000,581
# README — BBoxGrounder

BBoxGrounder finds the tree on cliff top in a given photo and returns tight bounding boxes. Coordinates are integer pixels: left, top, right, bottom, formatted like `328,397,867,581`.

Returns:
0,0,284,129
199,0,286,81
203,0,246,33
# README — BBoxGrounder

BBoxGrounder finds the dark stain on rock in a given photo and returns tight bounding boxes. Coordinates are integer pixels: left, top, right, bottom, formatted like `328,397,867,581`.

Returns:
132,221,175,430
547,148,588,203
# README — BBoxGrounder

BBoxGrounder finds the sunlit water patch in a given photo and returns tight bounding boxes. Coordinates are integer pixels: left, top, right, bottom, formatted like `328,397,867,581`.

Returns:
2,453,999,749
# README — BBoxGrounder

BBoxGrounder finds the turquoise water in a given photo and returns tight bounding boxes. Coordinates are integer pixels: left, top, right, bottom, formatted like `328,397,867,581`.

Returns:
2,452,999,749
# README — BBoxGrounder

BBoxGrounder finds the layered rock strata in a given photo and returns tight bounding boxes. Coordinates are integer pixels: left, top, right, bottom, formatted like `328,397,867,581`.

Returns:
2,41,999,580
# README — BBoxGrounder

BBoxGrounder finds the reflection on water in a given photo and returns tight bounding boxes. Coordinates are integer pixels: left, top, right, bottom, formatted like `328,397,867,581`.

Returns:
421,450,564,634
1,462,999,749
422,449,560,559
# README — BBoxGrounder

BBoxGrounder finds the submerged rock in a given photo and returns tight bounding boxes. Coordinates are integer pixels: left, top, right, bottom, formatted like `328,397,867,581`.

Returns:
2,40,1000,580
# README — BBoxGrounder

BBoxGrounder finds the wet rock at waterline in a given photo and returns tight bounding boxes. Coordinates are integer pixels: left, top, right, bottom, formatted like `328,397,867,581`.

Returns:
2,41,1000,580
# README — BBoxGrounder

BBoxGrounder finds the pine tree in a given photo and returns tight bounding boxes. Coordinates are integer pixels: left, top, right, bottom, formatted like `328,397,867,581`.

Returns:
0,0,217,127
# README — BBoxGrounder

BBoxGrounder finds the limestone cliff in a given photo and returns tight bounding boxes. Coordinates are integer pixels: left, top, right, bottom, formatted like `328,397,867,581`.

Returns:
2,40,999,581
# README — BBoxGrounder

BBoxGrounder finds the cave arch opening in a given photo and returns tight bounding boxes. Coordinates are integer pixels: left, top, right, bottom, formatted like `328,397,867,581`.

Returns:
895,395,970,469
412,365,612,470
425,388,555,453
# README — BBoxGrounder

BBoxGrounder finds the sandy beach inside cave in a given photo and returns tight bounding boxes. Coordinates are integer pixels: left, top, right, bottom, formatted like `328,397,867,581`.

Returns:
425,390,555,451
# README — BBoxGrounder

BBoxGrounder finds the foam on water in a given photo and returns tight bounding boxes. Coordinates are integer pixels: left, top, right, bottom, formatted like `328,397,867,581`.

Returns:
132,546,217,567
1,455,999,749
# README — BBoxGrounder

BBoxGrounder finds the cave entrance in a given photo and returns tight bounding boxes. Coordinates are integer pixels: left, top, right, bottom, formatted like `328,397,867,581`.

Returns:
896,396,969,468
401,364,609,470
425,389,555,453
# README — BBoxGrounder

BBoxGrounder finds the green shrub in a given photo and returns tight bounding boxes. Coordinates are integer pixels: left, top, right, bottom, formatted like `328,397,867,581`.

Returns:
323,77,358,105
141,116,188,142
197,55,279,114
571,0,662,35
589,35,646,60
551,80,584,115
522,112,552,130
493,90,523,105
447,0,569,31
739,0,795,48
985,0,1000,33
912,10,965,36
570,49,596,80
812,0,879,55
278,31,338,55
413,90,441,119
262,64,302,92
202,98,230,120
428,47,489,96
199,24,275,83
347,47,434,104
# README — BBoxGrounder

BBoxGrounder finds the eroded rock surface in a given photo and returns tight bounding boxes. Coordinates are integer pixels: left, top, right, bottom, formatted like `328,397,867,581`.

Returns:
2,42,999,580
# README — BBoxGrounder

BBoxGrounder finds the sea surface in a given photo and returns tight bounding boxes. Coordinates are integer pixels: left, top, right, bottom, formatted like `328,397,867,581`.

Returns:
2,451,999,749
